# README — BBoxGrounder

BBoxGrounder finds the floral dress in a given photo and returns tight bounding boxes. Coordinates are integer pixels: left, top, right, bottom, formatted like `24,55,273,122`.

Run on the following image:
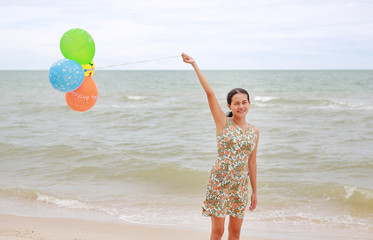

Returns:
202,118,257,219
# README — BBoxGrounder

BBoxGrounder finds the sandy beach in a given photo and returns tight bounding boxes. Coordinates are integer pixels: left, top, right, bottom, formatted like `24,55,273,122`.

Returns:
0,214,278,240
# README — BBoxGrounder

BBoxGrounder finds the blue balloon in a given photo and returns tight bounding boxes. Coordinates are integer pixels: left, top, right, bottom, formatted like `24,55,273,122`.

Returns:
49,59,84,92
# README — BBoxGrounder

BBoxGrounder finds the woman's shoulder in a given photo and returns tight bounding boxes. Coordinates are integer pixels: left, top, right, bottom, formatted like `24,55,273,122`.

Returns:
248,123,260,136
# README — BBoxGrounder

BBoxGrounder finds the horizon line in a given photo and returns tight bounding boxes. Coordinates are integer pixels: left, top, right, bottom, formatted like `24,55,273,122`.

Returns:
1,68,372,71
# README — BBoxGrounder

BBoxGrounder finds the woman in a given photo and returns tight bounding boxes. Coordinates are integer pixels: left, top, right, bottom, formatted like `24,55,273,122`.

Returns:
182,53,259,240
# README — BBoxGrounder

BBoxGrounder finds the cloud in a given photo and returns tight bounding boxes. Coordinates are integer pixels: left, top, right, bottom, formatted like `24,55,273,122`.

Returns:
0,0,372,69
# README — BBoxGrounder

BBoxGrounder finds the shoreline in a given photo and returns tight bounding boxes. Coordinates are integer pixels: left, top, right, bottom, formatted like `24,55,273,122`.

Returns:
0,214,276,240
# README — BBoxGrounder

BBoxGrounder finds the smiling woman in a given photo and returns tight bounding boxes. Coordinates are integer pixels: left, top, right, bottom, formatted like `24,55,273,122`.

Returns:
182,53,260,240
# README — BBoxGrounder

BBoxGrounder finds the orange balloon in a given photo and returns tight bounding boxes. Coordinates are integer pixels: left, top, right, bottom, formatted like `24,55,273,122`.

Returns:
65,76,98,112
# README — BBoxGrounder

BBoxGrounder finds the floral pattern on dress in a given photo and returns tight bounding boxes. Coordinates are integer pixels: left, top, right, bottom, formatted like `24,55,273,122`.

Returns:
202,118,257,219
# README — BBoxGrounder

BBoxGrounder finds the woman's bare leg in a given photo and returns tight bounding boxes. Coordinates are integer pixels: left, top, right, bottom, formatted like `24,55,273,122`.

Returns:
228,215,243,240
210,216,225,240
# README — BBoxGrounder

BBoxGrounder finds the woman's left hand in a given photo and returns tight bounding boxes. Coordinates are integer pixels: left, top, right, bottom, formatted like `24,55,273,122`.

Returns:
249,192,257,211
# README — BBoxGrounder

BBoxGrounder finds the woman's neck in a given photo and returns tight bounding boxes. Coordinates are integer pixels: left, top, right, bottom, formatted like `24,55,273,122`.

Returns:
232,116,246,125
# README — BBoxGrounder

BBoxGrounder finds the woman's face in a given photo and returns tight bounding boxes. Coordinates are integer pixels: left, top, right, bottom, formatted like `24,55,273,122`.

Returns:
228,93,250,117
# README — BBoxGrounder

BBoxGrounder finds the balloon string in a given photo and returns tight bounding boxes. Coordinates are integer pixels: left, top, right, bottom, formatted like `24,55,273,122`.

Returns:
95,55,181,69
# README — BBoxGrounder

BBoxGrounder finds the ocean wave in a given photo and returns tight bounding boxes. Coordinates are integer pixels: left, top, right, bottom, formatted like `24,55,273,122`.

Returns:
342,185,373,206
105,162,208,192
0,187,38,201
316,101,373,111
252,96,332,108
253,96,277,102
127,96,146,101
252,95,373,110
37,194,97,210
261,181,373,214
0,186,118,216
313,183,373,207
48,160,210,193
248,208,371,232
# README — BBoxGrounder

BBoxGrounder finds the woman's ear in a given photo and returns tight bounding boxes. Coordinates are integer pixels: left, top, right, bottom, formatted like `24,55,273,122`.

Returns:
227,104,231,110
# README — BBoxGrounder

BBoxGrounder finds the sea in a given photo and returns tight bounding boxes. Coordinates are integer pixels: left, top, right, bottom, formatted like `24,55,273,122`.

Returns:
0,70,372,239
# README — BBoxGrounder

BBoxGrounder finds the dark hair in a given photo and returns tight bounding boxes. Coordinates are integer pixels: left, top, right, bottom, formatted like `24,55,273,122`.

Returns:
226,88,250,117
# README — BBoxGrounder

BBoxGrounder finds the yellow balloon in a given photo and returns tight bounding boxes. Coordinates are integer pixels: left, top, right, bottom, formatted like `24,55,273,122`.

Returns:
82,61,95,76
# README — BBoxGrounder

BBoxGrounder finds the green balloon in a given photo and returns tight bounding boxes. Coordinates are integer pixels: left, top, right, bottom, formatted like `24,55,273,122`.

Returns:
60,28,95,65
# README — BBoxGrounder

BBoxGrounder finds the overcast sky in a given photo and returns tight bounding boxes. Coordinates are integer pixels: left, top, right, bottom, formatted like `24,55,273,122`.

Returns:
0,0,372,70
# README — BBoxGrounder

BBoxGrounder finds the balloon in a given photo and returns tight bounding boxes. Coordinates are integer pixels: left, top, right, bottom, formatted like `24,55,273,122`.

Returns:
82,61,95,76
49,59,84,92
65,76,98,112
60,28,95,65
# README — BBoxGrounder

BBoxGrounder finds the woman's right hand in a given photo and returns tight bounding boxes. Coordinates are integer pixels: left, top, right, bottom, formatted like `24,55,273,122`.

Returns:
181,53,195,65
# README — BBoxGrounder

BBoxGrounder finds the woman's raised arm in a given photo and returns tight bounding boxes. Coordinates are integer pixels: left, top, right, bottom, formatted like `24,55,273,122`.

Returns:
182,53,226,133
